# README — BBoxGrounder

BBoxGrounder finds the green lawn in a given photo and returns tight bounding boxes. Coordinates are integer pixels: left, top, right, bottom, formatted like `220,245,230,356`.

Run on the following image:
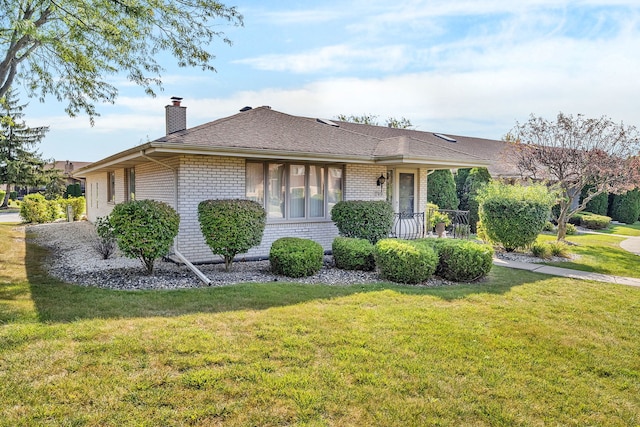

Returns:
538,233,640,278
595,221,640,237
1,224,640,426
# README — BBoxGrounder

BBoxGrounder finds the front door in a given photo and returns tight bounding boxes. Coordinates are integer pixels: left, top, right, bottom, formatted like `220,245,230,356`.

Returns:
398,172,415,215
392,170,423,238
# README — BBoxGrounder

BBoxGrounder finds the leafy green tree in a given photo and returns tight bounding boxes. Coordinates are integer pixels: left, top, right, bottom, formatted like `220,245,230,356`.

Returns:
0,89,48,208
580,185,608,216
427,169,459,210
0,0,242,121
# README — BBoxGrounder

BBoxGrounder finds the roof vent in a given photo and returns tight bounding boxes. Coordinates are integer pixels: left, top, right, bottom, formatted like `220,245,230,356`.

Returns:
433,133,457,143
239,106,252,112
316,118,339,127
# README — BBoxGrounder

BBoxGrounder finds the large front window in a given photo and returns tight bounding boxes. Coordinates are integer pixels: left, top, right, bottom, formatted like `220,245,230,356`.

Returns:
246,162,343,220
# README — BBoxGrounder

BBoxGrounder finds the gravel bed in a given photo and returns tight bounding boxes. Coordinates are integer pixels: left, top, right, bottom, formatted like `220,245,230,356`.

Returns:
27,221,460,290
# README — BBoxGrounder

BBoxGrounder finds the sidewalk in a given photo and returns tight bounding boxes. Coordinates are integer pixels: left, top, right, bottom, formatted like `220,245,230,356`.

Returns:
493,258,640,288
0,210,21,223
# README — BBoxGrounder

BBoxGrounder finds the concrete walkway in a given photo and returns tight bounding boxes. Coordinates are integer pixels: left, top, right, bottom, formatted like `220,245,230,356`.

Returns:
0,210,21,223
492,258,640,288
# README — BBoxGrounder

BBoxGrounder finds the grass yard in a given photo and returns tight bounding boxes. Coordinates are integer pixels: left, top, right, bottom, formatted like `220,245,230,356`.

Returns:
538,233,640,278
594,221,640,237
1,224,640,426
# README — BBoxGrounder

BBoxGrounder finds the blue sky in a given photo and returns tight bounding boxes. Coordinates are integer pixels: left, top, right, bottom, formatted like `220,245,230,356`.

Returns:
20,0,640,162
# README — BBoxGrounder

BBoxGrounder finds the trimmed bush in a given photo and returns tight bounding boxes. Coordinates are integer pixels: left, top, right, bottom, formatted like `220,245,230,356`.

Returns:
198,199,266,271
332,237,375,271
420,239,493,282
374,238,438,284
9,191,17,200
331,200,394,244
19,193,59,223
565,223,577,235
542,221,555,232
66,183,82,198
567,213,584,225
110,199,180,275
427,169,459,210
477,182,555,252
270,237,324,278
580,214,611,230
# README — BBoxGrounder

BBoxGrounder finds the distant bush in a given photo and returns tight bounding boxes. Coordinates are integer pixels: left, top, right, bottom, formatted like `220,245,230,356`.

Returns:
59,196,86,221
374,239,438,284
477,182,555,252
66,183,82,198
331,200,394,244
0,190,5,203
567,213,585,225
9,191,17,200
581,186,609,216
270,237,324,278
542,221,556,232
580,214,611,230
420,239,493,282
332,237,375,271
565,223,577,235
198,199,266,271
461,167,491,233
110,199,180,275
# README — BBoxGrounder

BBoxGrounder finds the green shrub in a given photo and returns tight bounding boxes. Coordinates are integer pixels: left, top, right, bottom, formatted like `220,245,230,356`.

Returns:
567,213,584,225
9,191,17,200
530,242,552,259
427,169,459,210
66,183,82,198
565,223,577,235
542,221,556,232
609,189,640,225
476,221,491,244
0,190,5,203
580,214,611,230
420,239,493,282
198,199,266,271
110,199,180,275
548,242,570,258
332,237,375,271
59,196,86,221
374,239,438,284
331,200,394,244
270,237,324,278
92,216,117,259
477,182,555,252
19,194,57,223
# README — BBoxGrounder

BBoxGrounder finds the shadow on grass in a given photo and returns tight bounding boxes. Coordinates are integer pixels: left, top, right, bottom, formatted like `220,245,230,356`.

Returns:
19,232,550,323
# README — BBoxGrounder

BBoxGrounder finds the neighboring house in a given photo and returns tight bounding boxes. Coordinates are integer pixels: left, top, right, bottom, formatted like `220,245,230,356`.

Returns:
74,99,498,263
46,160,92,192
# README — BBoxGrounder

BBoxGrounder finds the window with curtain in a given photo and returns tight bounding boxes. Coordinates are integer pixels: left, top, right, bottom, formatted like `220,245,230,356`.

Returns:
125,168,136,201
246,162,342,220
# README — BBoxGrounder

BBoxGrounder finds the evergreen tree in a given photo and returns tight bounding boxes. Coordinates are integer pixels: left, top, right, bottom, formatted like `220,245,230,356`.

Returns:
580,185,609,216
462,167,491,232
0,90,49,208
455,168,471,209
427,169,459,210
609,189,640,224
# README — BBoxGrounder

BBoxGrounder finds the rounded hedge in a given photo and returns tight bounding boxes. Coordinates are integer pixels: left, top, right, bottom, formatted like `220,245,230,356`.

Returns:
477,182,554,251
419,239,494,282
374,238,438,284
331,200,394,244
19,193,60,223
270,237,324,278
109,199,180,275
580,213,611,229
198,199,266,271
332,237,375,271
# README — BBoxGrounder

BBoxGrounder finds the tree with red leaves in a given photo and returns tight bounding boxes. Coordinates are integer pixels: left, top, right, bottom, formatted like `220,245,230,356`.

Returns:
511,113,640,240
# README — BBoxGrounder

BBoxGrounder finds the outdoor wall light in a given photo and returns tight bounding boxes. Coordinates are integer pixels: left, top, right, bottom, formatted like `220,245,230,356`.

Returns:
376,173,386,186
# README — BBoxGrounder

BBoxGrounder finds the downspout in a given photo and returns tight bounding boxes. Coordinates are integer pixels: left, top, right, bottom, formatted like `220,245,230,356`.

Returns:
140,151,212,285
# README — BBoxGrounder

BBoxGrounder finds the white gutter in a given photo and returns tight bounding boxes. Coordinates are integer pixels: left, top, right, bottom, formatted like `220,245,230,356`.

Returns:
140,151,212,286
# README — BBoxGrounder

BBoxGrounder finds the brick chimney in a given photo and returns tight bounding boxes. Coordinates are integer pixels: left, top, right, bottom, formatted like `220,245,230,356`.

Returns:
165,96,186,134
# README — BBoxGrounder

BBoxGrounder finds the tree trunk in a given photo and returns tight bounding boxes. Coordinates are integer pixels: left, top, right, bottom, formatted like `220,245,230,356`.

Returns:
1,184,11,209
556,201,569,241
